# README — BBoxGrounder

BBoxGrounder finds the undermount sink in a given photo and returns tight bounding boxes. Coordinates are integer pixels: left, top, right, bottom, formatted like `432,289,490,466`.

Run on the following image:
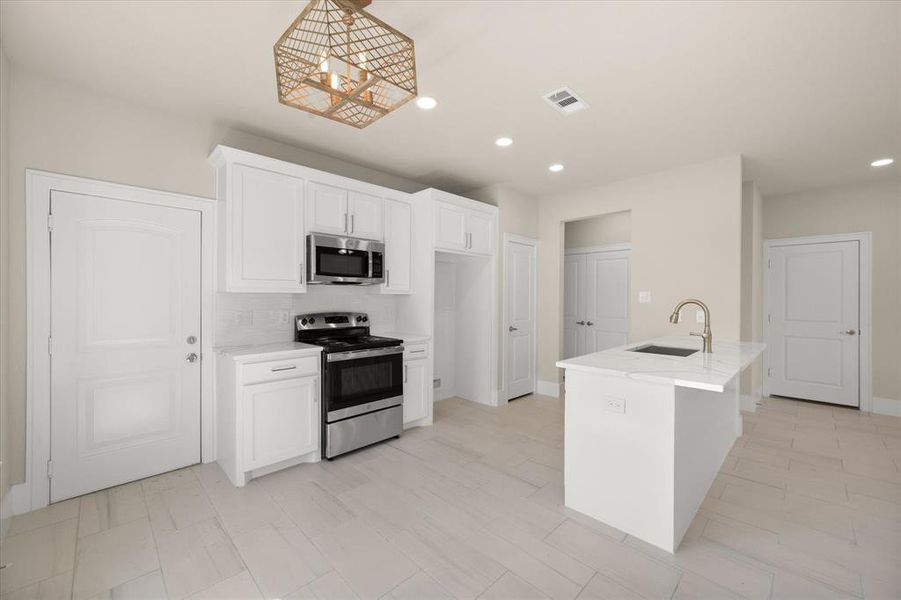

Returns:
629,344,699,357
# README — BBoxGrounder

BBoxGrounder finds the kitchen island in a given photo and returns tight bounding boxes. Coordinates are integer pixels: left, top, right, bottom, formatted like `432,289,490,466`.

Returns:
556,337,765,553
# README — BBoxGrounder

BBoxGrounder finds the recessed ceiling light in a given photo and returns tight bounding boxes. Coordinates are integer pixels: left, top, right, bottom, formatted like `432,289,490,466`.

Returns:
871,158,894,167
495,137,513,147
548,163,564,172
415,96,437,110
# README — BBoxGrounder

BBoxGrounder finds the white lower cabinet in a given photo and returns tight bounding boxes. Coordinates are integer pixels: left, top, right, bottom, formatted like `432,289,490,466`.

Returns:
216,347,322,486
403,343,432,427
242,376,319,470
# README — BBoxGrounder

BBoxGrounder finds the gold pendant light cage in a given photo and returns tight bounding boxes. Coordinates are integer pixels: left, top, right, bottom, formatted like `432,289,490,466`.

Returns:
274,0,417,128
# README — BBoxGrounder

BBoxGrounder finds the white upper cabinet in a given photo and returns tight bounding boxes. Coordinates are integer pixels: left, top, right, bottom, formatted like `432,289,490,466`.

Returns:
430,191,498,256
308,182,348,235
308,184,384,240
435,202,468,251
222,163,306,293
348,191,383,240
382,197,412,294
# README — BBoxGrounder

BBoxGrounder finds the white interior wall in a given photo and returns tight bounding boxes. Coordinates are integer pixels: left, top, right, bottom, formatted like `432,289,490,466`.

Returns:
433,257,457,401
564,210,632,248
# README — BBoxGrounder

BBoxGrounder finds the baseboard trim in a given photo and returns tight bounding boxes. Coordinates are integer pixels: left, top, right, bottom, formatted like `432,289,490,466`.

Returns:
537,379,560,399
872,396,901,417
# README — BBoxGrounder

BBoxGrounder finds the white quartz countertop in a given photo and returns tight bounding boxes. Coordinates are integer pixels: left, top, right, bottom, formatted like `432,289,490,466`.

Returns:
556,337,765,392
372,331,431,344
216,342,323,361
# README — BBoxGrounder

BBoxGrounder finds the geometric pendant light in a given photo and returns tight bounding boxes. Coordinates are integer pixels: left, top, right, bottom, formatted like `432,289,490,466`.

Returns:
274,0,418,128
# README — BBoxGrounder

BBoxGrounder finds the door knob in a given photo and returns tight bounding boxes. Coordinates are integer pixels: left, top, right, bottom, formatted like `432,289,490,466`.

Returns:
186,353,199,363
576,320,586,325
508,326,518,332
586,321,594,326
842,329,857,335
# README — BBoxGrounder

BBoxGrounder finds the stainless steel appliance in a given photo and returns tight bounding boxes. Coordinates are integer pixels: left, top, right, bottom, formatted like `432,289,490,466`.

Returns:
307,233,384,285
295,312,403,458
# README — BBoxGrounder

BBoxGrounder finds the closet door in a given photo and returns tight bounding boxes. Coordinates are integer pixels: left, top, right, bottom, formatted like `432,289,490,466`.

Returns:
563,254,586,359
584,251,630,352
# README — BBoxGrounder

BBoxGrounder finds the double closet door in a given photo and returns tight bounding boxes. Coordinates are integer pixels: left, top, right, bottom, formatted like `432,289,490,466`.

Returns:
563,250,630,359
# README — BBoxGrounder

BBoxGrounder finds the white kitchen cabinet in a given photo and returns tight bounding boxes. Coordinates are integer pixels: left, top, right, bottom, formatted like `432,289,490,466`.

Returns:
216,162,306,293
242,376,319,470
434,201,468,251
402,343,431,426
348,191,383,239
308,182,383,240
308,182,348,235
433,194,497,256
382,197,412,294
215,345,322,486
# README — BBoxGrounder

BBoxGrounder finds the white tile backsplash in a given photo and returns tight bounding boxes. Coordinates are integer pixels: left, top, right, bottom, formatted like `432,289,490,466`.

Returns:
215,286,397,347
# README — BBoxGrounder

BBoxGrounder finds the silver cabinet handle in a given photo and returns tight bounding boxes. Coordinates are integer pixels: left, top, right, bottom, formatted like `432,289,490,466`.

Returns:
404,364,408,383
350,214,355,234
576,320,586,325
299,263,304,285
586,321,594,326
271,364,297,372
186,353,199,363
408,349,425,354
344,213,348,233
841,329,857,335
386,269,390,287
508,326,518,332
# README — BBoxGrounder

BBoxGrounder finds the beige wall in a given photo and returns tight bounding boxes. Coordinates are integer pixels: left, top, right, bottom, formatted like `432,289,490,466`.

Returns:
740,182,764,397
3,66,428,487
467,184,540,393
538,156,743,383
762,179,901,401
1,46,11,504
564,210,631,248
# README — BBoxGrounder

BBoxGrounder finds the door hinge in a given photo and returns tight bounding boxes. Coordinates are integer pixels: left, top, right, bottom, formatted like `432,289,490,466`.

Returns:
767,258,772,269
767,314,772,323
47,459,53,479
47,213,53,231
47,336,52,355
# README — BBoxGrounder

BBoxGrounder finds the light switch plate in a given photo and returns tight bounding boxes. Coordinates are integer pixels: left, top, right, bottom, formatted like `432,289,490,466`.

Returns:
638,291,651,304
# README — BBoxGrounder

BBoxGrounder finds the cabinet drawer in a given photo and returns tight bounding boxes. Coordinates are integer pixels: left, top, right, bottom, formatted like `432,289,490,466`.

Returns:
241,355,319,384
403,343,429,360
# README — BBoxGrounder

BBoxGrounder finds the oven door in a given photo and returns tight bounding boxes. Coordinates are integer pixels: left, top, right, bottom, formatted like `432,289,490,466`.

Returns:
308,234,385,285
324,347,403,421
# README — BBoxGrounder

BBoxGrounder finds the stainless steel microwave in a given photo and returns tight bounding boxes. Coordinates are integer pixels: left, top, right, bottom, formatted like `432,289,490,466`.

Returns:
306,233,385,285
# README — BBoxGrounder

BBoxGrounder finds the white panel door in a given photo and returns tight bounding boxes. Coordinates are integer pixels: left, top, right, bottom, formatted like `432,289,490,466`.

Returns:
242,376,319,470
467,212,495,255
563,254,585,359
382,198,412,294
505,239,536,399
348,191,383,240
584,251,630,352
767,241,860,407
434,202,467,251
50,190,201,502
308,181,348,235
232,164,306,292
403,359,429,424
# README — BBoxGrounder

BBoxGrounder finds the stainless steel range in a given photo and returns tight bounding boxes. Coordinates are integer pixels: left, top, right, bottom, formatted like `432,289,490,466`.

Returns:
295,312,404,459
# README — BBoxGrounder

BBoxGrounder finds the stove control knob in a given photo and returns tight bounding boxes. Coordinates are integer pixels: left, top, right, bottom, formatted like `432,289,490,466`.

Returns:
363,316,369,322
301,318,308,325
356,315,363,323
309,317,315,324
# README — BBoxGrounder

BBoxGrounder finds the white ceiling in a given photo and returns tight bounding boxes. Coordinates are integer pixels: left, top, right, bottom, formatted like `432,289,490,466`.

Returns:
1,0,898,197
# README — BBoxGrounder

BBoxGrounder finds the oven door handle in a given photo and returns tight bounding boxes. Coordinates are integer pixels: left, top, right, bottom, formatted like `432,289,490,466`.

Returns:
327,345,405,362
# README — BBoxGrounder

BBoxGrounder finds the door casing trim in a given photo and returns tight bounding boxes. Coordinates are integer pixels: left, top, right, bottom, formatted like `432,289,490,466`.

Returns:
502,233,538,402
26,169,216,512
762,232,872,412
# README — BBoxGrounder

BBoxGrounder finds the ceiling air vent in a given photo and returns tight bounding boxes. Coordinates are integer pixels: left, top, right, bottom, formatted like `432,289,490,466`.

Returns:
543,87,589,115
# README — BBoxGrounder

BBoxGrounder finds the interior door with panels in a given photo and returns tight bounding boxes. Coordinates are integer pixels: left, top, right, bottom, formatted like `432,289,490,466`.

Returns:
584,251,630,352
232,164,306,292
50,190,202,501
563,254,585,359
505,239,536,399
767,240,860,406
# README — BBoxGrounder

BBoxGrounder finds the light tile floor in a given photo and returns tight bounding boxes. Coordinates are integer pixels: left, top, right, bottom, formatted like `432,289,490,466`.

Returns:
1,395,900,599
